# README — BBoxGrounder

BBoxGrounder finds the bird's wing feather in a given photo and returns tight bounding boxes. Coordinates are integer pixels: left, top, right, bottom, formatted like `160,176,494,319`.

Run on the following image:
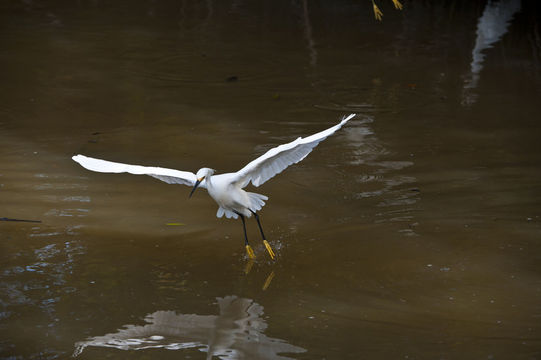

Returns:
233,114,355,187
72,154,200,187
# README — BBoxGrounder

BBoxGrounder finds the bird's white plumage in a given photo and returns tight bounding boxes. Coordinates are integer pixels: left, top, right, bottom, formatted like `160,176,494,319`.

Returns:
72,113,355,220
232,113,355,187
72,155,200,187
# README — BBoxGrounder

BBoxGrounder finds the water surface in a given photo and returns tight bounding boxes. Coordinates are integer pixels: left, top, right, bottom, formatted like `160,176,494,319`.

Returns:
1,1,540,359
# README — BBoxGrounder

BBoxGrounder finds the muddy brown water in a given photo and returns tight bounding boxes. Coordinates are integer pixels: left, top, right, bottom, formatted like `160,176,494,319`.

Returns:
1,1,540,359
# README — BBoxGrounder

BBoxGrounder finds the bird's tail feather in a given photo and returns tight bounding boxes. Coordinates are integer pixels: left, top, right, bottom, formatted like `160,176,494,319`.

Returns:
215,192,268,219
217,207,237,219
247,192,268,213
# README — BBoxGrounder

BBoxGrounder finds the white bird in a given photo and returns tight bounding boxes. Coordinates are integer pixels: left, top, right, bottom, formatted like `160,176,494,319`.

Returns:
72,113,356,260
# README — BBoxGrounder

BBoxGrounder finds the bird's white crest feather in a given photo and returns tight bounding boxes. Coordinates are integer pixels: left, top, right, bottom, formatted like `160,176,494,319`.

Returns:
233,114,355,187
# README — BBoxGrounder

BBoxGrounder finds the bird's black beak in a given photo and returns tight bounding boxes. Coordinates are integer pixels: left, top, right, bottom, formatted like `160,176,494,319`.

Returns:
189,178,203,198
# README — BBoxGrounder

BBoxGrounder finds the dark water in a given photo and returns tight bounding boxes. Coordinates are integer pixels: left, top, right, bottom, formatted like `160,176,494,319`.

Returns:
1,1,541,359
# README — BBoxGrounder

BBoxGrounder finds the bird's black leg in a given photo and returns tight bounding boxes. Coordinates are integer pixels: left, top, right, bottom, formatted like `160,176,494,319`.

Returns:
237,211,255,259
250,210,266,240
239,213,248,246
250,210,275,260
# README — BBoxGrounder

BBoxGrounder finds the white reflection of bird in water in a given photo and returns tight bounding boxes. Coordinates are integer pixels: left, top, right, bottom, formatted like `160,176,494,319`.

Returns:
462,0,521,106
301,0,317,69
73,296,305,359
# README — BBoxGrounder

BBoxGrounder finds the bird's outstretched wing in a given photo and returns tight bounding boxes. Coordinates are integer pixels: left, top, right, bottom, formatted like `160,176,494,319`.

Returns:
233,114,356,188
72,155,199,187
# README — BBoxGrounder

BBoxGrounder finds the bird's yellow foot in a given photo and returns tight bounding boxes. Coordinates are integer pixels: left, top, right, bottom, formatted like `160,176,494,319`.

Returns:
263,240,275,260
245,245,256,259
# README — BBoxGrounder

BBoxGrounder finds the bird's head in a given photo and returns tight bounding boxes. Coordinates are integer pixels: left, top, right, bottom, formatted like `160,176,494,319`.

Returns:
189,167,215,198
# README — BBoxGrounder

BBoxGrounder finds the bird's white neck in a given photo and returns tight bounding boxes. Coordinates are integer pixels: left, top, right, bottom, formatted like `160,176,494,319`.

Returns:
205,174,213,189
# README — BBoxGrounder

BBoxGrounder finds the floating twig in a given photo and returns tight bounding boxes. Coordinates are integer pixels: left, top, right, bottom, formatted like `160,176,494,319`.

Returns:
0,217,41,223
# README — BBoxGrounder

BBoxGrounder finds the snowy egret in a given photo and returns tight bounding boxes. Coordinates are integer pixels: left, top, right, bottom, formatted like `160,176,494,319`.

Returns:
72,113,356,260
